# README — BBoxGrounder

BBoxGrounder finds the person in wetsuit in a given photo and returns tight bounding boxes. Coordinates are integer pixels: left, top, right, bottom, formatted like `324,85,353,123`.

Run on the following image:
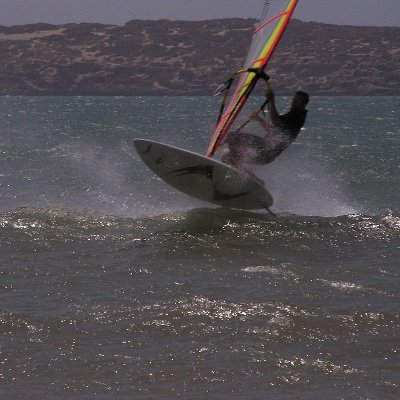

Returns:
221,85,310,167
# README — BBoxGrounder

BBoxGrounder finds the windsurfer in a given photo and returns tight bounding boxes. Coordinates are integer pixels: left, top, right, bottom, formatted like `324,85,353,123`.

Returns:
221,86,309,167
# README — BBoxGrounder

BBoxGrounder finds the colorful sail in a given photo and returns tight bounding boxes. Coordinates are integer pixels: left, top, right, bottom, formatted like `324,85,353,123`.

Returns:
206,0,299,157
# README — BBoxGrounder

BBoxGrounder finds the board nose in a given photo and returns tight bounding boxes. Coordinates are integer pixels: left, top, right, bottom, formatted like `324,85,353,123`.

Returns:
134,139,153,155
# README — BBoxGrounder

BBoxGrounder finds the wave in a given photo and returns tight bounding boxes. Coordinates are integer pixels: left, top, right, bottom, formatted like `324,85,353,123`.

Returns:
1,205,399,227
1,206,399,247
0,309,43,336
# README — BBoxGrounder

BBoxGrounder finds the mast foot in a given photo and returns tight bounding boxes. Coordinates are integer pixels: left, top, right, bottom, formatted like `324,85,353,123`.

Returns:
263,205,277,217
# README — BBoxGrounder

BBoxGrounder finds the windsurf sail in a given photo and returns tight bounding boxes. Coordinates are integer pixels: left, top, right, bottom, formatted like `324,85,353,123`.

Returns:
206,0,299,157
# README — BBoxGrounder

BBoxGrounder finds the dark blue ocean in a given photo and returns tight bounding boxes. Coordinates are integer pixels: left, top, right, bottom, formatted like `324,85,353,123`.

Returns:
0,96,399,399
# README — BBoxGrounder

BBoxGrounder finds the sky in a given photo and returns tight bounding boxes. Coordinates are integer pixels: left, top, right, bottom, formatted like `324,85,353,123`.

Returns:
1,0,399,27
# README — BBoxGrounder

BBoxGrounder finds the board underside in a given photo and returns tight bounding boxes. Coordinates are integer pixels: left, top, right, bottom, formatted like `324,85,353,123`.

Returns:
134,139,273,210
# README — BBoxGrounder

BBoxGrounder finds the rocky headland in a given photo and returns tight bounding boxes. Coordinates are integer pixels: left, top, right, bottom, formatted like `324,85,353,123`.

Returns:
0,19,399,95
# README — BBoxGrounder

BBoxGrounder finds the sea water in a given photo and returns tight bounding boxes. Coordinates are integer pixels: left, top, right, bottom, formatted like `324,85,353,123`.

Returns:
0,96,399,399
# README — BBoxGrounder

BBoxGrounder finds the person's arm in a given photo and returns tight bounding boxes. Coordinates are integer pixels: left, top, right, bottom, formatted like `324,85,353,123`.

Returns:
266,86,284,129
250,111,270,131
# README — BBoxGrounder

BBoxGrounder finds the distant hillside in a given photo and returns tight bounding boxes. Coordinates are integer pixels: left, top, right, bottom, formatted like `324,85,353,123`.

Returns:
0,19,399,95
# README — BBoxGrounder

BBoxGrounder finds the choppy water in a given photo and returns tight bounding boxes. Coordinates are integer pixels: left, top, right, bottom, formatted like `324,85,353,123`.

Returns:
0,96,399,399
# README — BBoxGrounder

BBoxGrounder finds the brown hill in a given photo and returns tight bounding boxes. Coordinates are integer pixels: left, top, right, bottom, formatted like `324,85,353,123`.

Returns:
0,19,399,95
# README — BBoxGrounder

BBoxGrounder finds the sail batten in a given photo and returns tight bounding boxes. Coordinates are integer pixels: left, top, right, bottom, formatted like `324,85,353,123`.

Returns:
206,0,299,158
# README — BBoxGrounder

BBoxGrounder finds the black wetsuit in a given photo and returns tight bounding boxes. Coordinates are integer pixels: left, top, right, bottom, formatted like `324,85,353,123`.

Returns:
279,109,308,136
223,108,308,166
